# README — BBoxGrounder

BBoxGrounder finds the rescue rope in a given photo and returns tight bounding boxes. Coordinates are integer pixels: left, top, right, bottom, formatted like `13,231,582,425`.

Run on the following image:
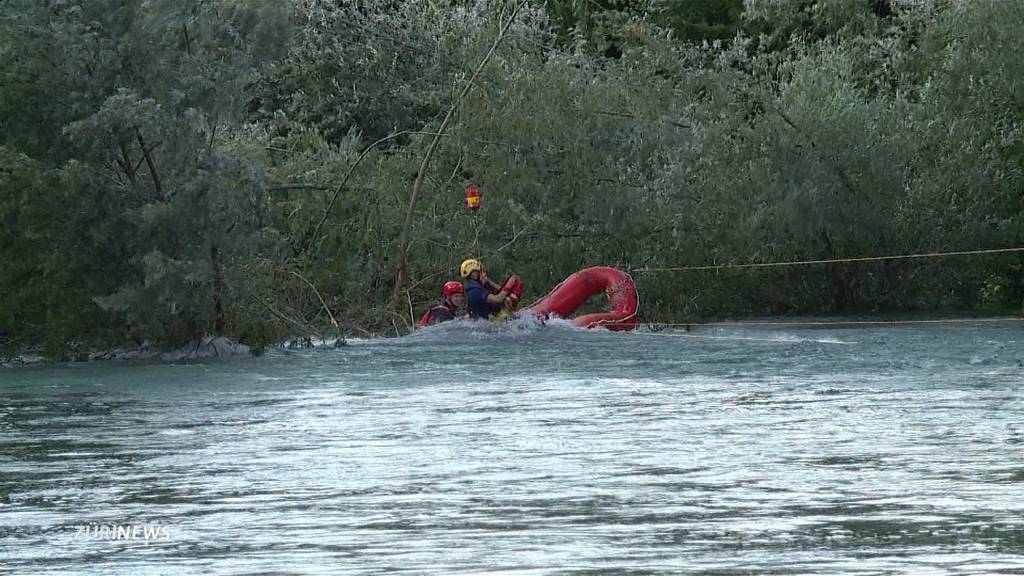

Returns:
638,317,1024,328
633,246,1024,273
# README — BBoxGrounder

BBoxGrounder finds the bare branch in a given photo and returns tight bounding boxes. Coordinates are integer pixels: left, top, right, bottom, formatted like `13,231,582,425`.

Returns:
135,128,164,200
496,222,533,253
287,269,339,329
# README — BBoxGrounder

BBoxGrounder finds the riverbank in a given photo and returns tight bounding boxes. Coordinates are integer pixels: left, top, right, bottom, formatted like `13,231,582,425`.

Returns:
0,333,359,367
1,336,251,366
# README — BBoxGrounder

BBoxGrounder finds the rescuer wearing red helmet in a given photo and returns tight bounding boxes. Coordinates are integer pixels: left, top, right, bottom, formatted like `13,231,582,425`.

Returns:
417,281,466,327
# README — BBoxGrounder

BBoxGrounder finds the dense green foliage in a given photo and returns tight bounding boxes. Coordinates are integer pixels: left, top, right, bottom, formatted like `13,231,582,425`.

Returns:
1,0,1022,354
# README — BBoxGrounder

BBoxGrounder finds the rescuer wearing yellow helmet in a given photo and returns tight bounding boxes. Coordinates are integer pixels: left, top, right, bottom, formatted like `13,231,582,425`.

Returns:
460,258,520,320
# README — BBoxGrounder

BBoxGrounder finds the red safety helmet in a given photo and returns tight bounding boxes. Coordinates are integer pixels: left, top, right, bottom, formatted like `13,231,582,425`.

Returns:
443,281,464,297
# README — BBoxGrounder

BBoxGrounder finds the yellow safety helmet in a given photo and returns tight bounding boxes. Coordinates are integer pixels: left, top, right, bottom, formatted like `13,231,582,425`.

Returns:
460,258,482,278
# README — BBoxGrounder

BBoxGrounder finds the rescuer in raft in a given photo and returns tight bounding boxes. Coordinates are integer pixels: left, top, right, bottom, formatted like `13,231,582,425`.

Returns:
460,259,522,320
417,281,465,327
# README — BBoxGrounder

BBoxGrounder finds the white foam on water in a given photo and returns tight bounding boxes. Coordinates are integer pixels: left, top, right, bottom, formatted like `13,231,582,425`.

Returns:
159,428,195,436
637,329,857,345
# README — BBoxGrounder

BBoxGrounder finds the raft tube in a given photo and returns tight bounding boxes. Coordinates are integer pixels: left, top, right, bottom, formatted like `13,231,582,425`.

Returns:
525,266,638,331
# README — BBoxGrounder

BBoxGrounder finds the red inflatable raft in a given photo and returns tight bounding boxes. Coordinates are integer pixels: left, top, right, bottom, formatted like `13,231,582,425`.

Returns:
525,266,638,331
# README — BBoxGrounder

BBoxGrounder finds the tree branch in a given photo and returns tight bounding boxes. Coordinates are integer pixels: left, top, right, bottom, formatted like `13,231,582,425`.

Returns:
268,184,334,191
116,141,137,184
765,100,859,200
287,269,339,329
301,130,443,256
496,222,533,253
135,128,164,200
182,21,193,56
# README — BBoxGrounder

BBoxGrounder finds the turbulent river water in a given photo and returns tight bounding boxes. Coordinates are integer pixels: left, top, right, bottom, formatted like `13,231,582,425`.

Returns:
2,319,1023,575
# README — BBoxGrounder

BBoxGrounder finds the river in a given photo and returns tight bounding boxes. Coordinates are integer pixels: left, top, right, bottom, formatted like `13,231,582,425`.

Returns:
2,319,1023,574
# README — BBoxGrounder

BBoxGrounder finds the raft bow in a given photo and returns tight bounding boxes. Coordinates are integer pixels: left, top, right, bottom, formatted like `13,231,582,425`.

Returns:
525,266,638,331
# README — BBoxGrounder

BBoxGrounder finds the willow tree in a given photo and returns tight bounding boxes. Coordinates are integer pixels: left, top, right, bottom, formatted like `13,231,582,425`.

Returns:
0,0,292,349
